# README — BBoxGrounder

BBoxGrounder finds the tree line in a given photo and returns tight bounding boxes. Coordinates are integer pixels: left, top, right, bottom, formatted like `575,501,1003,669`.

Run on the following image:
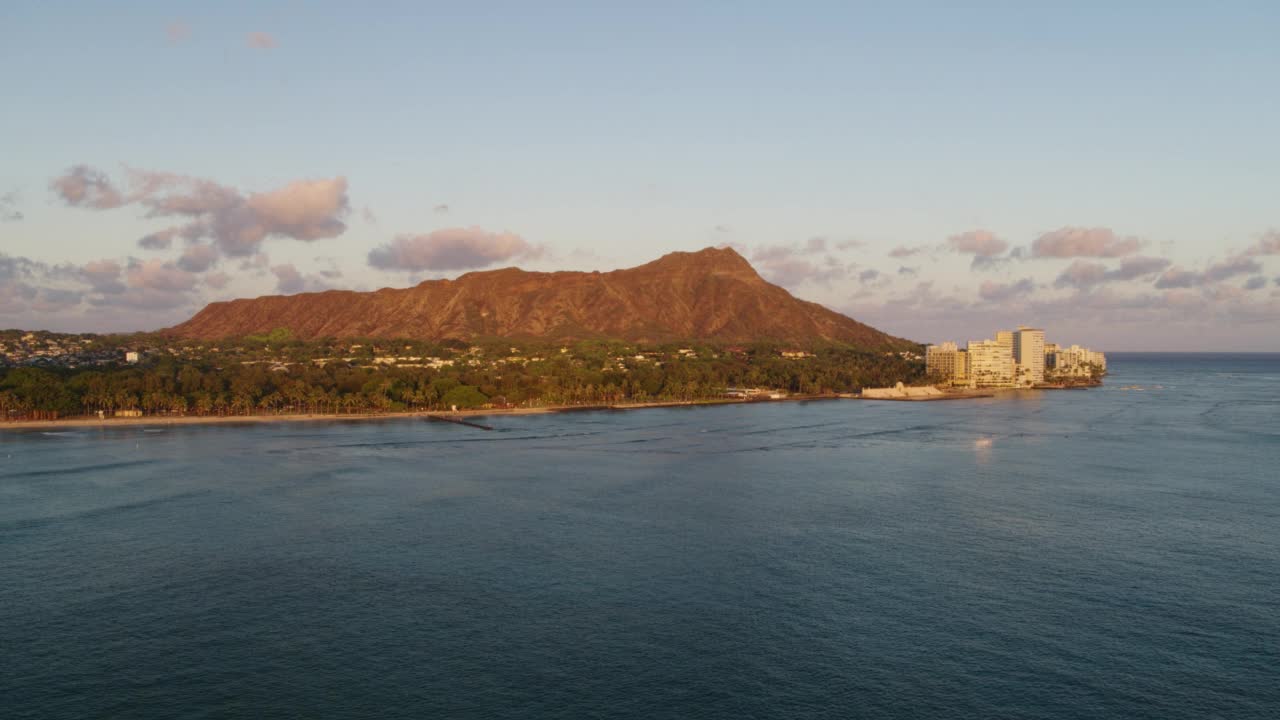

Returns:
0,340,924,420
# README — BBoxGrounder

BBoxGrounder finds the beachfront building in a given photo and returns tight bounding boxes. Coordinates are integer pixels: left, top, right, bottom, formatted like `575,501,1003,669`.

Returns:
1013,327,1046,386
1051,345,1107,377
967,338,1015,387
925,342,969,386
927,328,1103,388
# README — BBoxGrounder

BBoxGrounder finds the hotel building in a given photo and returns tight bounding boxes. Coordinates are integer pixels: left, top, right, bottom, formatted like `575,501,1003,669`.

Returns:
925,342,969,386
925,327,1104,388
1013,327,1045,386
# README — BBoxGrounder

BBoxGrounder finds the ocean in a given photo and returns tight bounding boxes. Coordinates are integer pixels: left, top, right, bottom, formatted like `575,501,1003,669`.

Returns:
2,353,1278,719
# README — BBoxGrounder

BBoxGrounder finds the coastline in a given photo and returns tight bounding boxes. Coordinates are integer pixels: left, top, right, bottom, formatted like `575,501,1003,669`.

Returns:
0,396,827,432
0,383,1102,432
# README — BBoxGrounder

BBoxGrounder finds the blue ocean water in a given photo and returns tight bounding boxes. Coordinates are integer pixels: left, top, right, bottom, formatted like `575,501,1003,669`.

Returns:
2,353,1278,719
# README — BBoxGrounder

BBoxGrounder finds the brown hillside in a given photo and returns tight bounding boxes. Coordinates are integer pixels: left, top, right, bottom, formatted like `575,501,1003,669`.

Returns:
168,247,913,347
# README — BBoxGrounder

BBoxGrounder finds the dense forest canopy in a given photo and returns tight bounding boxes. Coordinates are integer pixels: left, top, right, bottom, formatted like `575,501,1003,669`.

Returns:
0,333,925,419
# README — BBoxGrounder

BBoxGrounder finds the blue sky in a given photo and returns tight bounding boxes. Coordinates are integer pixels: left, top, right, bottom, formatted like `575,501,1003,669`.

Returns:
2,2,1278,349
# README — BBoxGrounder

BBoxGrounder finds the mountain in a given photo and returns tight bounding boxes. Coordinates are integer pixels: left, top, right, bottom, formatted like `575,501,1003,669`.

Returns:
168,247,913,347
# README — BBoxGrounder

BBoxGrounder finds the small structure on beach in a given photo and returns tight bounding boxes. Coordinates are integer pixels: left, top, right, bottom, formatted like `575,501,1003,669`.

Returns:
860,383,944,399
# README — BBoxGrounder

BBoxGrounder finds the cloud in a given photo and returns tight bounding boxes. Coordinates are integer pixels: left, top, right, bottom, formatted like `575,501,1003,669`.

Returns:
81,259,126,295
1202,257,1263,284
844,260,1280,350
50,165,126,209
858,269,880,283
1,191,22,221
204,272,231,290
749,240,850,288
272,264,306,294
126,259,198,293
362,206,377,224
271,263,338,294
947,230,1008,257
79,257,205,315
1242,230,1280,257
247,31,276,49
238,253,271,272
1,254,44,283
86,287,193,312
889,245,925,258
176,243,219,273
978,277,1036,302
368,227,540,272
1154,268,1198,289
166,21,190,44
1031,226,1141,258
946,230,1013,270
1113,255,1174,280
30,288,83,314
1054,260,1107,290
1156,257,1263,289
898,266,918,276
0,256,87,316
1245,276,1267,291
240,178,349,247
52,166,350,258
2,253,203,321
138,230,175,250
1054,256,1172,289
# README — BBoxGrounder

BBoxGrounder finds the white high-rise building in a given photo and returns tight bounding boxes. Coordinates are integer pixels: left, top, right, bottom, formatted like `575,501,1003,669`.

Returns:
967,338,1014,387
1052,345,1107,377
926,342,969,386
1013,327,1045,386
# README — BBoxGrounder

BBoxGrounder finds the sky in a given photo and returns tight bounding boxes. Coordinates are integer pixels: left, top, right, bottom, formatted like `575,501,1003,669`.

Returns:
2,1,1279,350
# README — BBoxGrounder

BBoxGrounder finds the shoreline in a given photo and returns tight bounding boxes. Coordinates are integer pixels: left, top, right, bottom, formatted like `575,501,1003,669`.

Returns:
0,383,1102,432
0,396,836,432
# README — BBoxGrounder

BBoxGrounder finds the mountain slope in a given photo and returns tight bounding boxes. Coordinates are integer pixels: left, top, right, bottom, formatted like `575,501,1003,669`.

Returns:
168,247,913,347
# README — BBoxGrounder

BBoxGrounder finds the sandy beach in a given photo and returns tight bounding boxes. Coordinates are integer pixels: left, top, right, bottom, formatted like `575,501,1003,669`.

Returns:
0,398,783,432
0,386,1096,431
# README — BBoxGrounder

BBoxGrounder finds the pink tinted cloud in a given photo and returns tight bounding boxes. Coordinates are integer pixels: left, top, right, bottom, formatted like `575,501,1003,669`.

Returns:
176,243,219,273
1054,256,1171,289
126,259,198,293
946,230,1008,257
1031,227,1141,258
368,227,541,272
50,165,125,209
52,166,350,258
749,239,851,288
81,259,126,294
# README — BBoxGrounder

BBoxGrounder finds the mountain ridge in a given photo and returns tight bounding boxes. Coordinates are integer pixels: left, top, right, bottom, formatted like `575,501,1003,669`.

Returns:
168,247,914,348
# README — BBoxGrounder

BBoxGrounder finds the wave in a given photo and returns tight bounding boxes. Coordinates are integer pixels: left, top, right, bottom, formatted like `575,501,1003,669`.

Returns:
0,489,211,533
0,459,156,482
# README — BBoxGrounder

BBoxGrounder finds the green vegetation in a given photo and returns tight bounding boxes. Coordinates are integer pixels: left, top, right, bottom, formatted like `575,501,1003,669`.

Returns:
0,337,924,420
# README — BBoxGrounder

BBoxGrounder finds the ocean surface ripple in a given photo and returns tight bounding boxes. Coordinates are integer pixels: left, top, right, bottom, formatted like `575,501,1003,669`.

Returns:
2,353,1278,719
